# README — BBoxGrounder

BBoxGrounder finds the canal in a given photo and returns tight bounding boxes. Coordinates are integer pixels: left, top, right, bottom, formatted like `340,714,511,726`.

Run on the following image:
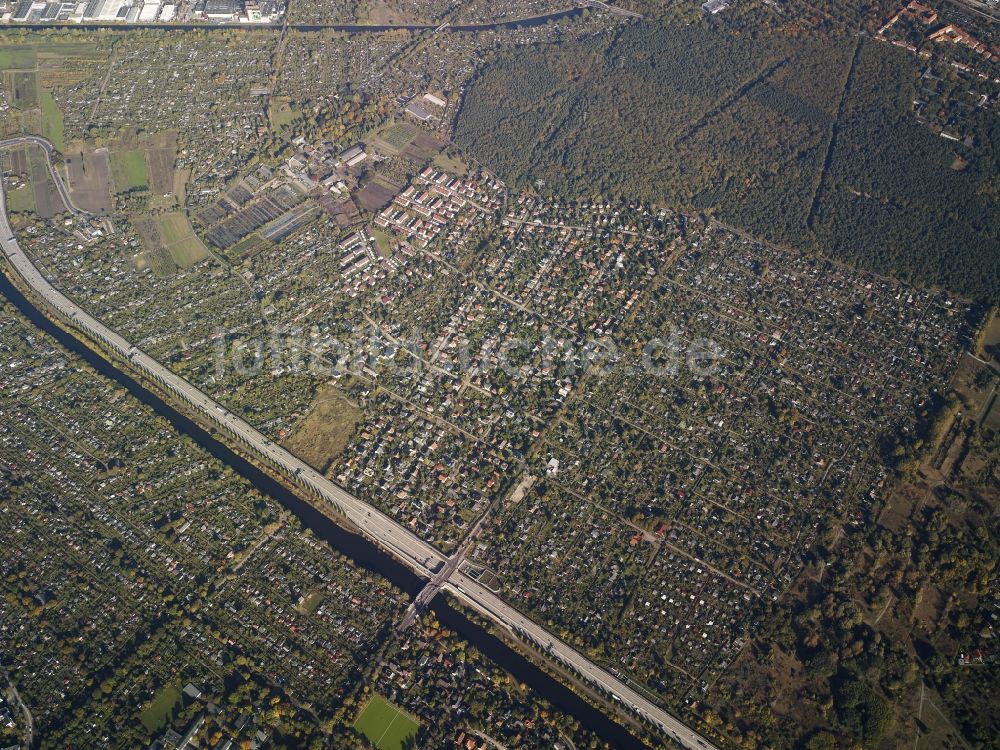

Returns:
0,270,652,750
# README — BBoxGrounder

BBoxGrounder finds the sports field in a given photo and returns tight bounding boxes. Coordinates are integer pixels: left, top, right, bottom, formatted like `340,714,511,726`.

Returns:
353,695,420,750
139,682,181,732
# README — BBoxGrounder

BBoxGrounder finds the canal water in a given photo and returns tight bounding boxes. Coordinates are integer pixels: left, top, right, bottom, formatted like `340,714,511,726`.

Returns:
0,271,651,750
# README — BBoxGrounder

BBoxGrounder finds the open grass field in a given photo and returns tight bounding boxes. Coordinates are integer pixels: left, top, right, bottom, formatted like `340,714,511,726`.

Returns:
133,212,208,276
0,47,36,69
38,89,63,151
139,683,181,732
156,212,209,268
6,183,34,213
355,0,449,24
284,386,362,474
65,148,112,213
353,695,420,750
431,151,469,177
110,149,149,193
371,226,393,258
9,70,38,109
295,589,324,615
980,310,1000,362
269,97,299,131
157,213,208,267
34,42,102,57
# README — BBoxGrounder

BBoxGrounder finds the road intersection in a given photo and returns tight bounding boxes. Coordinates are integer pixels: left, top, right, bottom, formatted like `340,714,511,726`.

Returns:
0,136,718,750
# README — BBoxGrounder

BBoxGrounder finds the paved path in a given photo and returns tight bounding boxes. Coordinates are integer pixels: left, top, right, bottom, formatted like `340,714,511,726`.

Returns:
3,135,83,215
1,666,33,748
0,137,718,750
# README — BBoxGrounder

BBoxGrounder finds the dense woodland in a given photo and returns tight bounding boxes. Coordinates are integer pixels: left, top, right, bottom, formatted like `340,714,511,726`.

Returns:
456,19,1000,301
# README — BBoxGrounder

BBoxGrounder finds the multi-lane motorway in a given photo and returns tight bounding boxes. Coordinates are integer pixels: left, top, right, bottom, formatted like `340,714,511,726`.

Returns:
0,137,718,750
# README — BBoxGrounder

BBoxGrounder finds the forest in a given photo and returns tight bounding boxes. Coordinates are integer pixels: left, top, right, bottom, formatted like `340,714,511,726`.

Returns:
456,19,1000,301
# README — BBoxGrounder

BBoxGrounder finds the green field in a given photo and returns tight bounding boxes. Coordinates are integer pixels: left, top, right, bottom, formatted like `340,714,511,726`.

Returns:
431,151,469,177
374,122,418,152
133,212,209,276
156,212,209,268
295,590,324,615
371,226,393,258
353,696,420,750
6,183,34,213
110,150,149,192
268,98,299,131
224,232,270,261
0,47,36,69
139,683,181,732
35,42,103,58
9,70,38,109
39,89,63,151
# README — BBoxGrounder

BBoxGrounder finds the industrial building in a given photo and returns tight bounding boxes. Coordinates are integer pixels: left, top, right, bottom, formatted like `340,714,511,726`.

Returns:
3,0,283,22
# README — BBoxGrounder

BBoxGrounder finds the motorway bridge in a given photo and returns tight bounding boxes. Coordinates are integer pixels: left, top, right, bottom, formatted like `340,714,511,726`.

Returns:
0,136,718,750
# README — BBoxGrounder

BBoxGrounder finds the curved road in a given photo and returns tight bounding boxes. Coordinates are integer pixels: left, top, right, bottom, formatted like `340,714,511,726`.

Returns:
0,136,717,750
7,135,82,215
1,666,33,748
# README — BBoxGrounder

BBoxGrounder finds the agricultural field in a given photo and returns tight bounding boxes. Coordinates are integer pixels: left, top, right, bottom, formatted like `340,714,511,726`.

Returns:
223,232,271,262
355,178,398,212
140,130,178,199
133,212,209,276
110,149,149,193
9,145,65,219
371,121,444,163
0,40,100,143
64,147,113,213
353,695,420,750
371,121,419,154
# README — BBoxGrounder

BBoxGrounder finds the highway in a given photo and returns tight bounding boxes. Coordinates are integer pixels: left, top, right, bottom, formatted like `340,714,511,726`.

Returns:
0,137,718,750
